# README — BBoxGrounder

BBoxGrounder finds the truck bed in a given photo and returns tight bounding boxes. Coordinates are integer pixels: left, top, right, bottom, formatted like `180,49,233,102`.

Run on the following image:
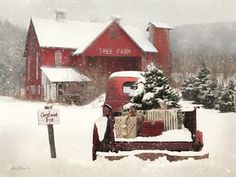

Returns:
115,128,192,142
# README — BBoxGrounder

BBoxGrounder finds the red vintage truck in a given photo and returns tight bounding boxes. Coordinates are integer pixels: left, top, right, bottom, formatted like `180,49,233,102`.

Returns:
92,71,208,161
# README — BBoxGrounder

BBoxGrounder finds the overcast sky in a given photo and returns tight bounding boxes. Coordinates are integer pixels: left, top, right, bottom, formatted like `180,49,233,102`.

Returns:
0,0,235,29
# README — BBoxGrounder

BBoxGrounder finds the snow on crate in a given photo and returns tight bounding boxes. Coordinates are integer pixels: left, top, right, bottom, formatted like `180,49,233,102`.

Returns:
115,128,192,142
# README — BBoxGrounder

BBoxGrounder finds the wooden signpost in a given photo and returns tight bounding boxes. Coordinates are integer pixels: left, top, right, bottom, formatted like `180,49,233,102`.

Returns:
37,105,60,158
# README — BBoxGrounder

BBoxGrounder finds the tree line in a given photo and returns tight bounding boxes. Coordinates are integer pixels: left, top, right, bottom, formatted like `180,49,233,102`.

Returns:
0,19,26,96
170,22,236,87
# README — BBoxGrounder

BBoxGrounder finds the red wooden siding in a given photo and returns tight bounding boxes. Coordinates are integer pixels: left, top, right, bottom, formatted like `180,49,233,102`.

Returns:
84,22,143,57
153,28,172,75
86,57,141,78
41,48,75,66
75,22,144,78
143,52,158,69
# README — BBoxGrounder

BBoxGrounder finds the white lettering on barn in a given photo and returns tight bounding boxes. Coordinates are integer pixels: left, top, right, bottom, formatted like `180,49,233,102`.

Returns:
116,48,131,55
98,48,113,55
98,48,132,55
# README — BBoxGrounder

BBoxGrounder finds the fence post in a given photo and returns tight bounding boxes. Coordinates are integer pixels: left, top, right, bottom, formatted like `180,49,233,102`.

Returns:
45,105,57,158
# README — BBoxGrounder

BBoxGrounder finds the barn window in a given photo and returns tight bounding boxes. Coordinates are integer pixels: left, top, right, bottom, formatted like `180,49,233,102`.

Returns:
31,85,36,95
108,26,118,39
55,50,62,65
36,52,39,79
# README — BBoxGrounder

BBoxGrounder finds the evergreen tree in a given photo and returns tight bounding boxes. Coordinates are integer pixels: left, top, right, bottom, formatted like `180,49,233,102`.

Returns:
181,76,197,100
218,81,235,112
124,63,180,110
214,84,224,110
199,75,217,108
181,63,217,108
194,63,211,104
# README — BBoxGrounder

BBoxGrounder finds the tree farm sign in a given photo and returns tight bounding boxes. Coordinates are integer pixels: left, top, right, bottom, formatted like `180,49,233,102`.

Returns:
37,108,60,125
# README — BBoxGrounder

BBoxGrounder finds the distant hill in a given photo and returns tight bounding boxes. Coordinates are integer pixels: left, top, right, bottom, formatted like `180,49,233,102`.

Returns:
170,22,236,76
171,22,236,54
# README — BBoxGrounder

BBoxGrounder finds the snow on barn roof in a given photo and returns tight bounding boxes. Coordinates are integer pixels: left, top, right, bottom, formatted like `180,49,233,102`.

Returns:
148,22,173,29
41,67,90,82
121,24,157,53
31,17,157,54
109,71,144,79
32,17,111,50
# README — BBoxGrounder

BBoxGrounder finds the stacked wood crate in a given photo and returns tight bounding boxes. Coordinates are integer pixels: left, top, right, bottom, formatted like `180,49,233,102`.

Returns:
114,109,182,139
114,116,137,138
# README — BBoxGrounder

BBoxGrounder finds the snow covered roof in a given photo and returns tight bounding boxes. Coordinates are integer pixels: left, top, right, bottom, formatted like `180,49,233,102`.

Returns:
109,71,144,79
121,24,157,53
41,67,91,82
148,22,173,29
31,17,157,54
32,17,111,50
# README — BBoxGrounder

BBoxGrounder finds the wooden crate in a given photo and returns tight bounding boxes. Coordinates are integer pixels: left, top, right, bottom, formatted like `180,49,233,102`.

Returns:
146,109,182,131
114,116,137,138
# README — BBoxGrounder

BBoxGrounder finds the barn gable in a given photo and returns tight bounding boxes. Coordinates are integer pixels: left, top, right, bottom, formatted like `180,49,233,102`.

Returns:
74,21,158,55
83,21,144,57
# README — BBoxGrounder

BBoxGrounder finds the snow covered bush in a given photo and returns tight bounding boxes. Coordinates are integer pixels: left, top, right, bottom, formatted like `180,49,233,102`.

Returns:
218,80,235,112
123,63,180,110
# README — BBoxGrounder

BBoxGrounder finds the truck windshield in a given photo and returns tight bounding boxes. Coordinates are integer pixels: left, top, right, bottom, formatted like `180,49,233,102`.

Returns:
123,82,136,94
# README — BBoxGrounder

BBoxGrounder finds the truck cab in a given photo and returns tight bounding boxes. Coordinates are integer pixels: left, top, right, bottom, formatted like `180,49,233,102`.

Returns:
104,71,142,115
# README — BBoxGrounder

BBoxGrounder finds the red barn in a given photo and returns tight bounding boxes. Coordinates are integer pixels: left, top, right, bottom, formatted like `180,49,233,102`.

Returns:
24,11,172,102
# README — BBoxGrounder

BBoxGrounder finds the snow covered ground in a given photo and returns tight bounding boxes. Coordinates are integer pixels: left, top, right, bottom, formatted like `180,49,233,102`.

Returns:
0,95,236,177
